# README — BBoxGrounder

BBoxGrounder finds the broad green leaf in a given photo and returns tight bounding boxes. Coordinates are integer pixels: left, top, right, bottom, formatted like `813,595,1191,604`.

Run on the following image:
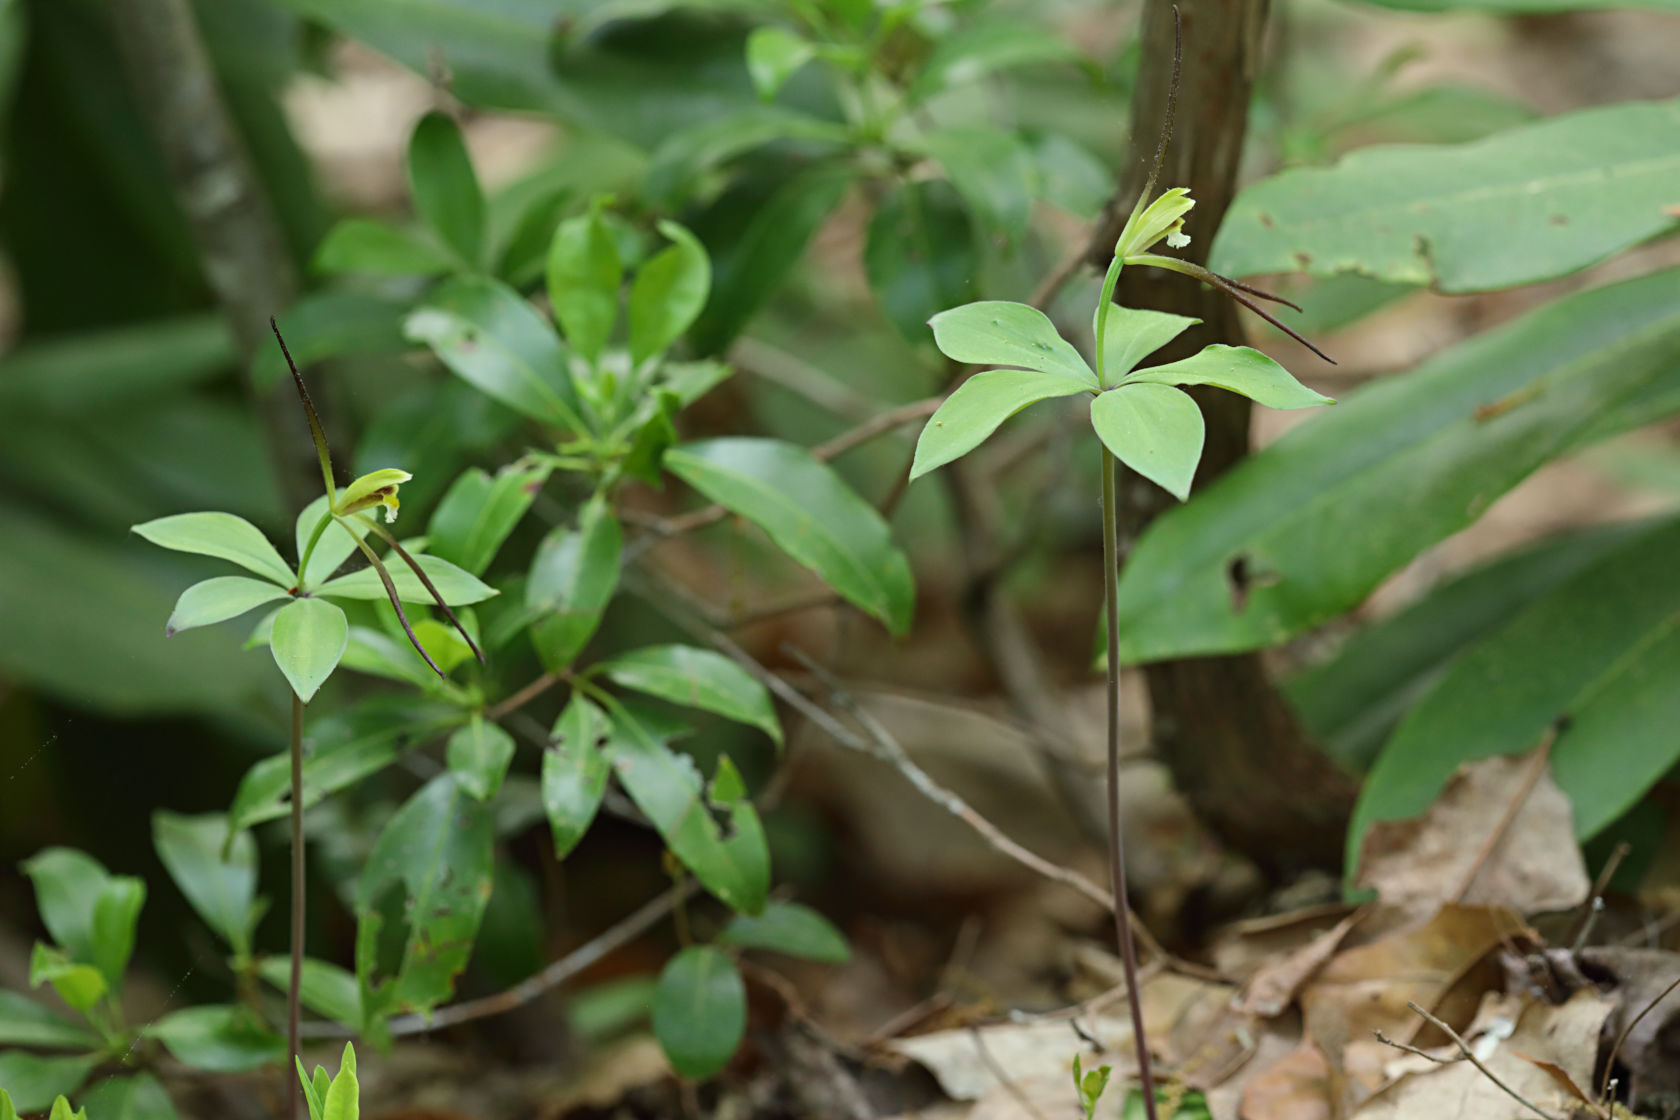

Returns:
0,991,99,1049
1097,307,1199,385
664,438,915,635
0,1053,98,1112
716,901,849,963
1090,384,1205,502
921,127,1037,247
0,314,230,416
315,552,497,606
145,1005,283,1072
1124,346,1333,411
865,180,979,342
908,20,1081,103
599,644,781,745
546,206,621,364
21,848,142,985
447,717,516,802
323,1061,358,1120
608,705,769,914
1212,99,1680,293
689,165,855,354
29,944,107,1013
312,219,457,277
1285,520,1648,771
152,812,260,956
542,695,613,859
1352,516,1680,874
912,369,1090,480
629,221,711,366
132,512,294,587
527,494,622,671
269,597,349,702
226,697,464,833
79,1074,179,1120
165,576,290,637
355,774,495,1015
405,275,587,433
408,111,485,267
745,26,814,101
426,462,551,576
253,291,413,390
929,301,1095,387
643,107,848,210
256,957,361,1026
47,1097,86,1120
1030,133,1110,221
295,497,373,589
1111,265,1680,663
339,626,445,688
652,946,746,1080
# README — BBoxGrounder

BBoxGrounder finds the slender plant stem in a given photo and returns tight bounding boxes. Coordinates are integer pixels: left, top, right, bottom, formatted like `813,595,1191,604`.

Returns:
1100,446,1158,1119
287,693,306,1120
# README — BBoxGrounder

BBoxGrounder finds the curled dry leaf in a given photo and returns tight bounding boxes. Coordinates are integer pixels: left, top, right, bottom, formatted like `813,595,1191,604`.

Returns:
1356,749,1589,928
1237,909,1366,1019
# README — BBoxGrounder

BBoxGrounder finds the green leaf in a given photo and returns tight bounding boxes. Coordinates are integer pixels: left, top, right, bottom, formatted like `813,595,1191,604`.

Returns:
295,497,372,589
1355,0,1680,13
145,1005,284,1072
1211,99,1680,293
315,552,497,606
226,697,464,833
132,512,295,587
0,314,231,416
312,219,458,277
269,597,349,702
426,462,550,577
542,695,613,860
546,205,622,364
929,301,1095,388
1285,520,1647,771
1124,346,1333,411
664,438,915,635
79,1074,179,1120
1090,384,1205,502
253,291,415,391
643,107,848,210
29,943,107,1013
152,812,260,956
1352,516,1680,873
0,991,100,1049
652,946,746,1080
689,165,856,354
47,1097,86,1120
1030,133,1110,221
298,1059,324,1120
608,705,769,914
912,369,1090,480
921,127,1037,248
408,111,485,267
165,576,290,637
908,19,1080,103
322,1060,359,1120
405,275,587,433
1111,265,1680,663
0,1053,98,1112
745,26,814,101
355,774,495,1015
447,717,516,802
716,901,849,963
629,221,711,367
599,644,781,745
527,494,622,671
865,180,979,342
21,848,143,986
1097,306,1199,385
256,957,361,1026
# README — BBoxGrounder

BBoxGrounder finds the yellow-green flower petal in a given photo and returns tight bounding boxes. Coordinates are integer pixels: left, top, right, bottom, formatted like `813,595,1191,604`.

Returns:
335,468,412,522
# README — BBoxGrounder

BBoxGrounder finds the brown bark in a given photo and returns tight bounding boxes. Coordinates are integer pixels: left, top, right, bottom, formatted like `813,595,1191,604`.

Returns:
1098,0,1357,874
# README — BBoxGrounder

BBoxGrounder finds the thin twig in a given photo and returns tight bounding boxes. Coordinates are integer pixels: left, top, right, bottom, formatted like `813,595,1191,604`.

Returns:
1373,1028,1452,1065
731,336,880,421
811,397,940,460
1571,841,1628,952
1404,1001,1563,1120
487,672,564,721
1599,972,1680,1103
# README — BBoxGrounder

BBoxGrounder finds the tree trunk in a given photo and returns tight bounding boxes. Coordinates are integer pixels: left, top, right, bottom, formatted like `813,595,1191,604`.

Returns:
1098,0,1357,875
